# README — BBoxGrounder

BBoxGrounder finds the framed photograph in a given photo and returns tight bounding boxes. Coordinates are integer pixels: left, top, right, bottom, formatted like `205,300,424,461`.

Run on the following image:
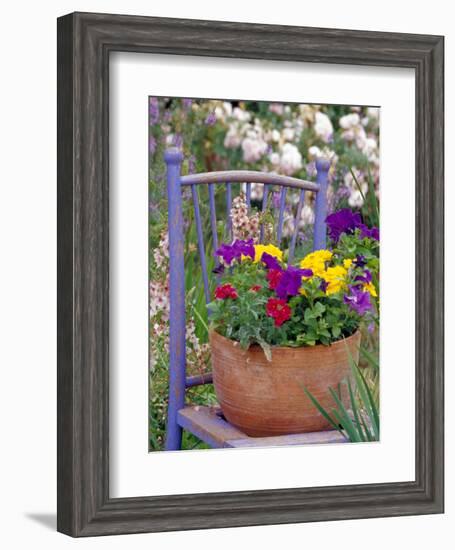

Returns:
57,12,444,536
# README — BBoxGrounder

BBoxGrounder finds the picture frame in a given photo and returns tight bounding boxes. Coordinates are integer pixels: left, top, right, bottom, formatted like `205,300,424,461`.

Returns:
57,11,444,536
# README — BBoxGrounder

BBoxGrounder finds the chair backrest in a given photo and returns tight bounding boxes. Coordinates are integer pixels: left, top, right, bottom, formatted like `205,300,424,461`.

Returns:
163,147,330,450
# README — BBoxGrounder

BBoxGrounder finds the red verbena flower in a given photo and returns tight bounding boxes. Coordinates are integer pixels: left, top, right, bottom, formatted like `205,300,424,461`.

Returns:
214,284,238,300
250,285,262,292
266,297,292,327
267,269,284,290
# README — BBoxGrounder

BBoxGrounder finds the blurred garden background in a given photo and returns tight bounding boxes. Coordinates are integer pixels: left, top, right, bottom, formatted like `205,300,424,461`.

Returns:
149,97,380,451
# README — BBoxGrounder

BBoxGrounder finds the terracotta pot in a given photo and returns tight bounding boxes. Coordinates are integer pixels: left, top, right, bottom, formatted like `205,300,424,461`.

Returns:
210,330,361,437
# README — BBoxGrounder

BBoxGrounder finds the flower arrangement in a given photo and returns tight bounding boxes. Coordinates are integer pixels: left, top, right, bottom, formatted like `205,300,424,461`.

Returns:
209,209,379,359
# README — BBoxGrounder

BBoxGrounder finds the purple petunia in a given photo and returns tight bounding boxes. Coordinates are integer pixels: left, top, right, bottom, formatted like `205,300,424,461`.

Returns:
359,224,380,241
344,286,373,316
319,280,329,293
215,239,255,265
354,269,373,285
325,208,379,242
261,252,282,271
326,209,362,241
275,266,313,300
354,254,367,268
236,239,255,259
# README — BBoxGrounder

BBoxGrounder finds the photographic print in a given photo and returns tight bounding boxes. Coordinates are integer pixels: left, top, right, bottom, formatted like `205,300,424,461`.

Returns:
148,97,380,452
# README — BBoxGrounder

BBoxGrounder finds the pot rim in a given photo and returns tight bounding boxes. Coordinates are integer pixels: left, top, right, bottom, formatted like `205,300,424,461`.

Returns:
209,327,361,353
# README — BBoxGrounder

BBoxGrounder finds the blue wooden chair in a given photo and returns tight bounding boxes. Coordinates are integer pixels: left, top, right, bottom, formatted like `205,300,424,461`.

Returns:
164,147,345,451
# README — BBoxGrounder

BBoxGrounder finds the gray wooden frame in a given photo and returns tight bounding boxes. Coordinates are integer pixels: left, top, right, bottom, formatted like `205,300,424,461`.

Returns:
57,11,444,537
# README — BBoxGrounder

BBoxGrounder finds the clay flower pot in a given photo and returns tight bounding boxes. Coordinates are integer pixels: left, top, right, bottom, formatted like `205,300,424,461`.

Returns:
209,330,361,437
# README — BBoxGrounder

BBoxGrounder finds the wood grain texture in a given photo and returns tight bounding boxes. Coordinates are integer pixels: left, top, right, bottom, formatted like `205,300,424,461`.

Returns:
177,406,347,448
180,170,319,191
57,11,444,536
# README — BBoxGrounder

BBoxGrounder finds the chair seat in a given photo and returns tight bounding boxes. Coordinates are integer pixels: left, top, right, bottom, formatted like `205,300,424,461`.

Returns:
177,405,347,449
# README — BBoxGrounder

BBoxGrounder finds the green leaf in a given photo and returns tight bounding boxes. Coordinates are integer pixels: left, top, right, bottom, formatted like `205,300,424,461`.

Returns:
304,308,315,322
349,167,367,206
353,364,380,439
328,387,362,442
347,378,366,442
359,345,380,371
367,166,380,227
302,387,341,432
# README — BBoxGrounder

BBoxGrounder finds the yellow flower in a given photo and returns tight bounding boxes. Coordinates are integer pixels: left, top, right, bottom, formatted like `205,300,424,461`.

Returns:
322,265,347,295
363,282,377,297
300,249,333,277
253,244,283,263
343,258,353,269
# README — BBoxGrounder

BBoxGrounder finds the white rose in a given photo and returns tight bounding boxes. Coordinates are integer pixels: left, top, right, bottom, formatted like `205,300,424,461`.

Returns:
308,145,322,158
355,127,367,150
222,102,233,117
339,113,360,129
367,107,380,120
233,107,251,122
279,143,302,176
242,137,268,163
269,152,280,165
282,127,295,142
314,112,333,143
269,103,284,115
300,204,315,226
348,190,365,208
363,137,378,160
224,126,241,149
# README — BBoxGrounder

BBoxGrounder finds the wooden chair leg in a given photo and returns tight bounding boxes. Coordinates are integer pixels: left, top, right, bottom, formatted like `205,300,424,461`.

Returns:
165,412,182,451
165,148,186,452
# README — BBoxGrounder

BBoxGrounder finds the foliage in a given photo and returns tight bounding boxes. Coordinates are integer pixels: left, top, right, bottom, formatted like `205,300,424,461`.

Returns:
304,356,380,443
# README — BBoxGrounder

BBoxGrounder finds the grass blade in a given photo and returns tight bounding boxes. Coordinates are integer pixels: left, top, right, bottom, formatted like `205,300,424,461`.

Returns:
367,166,380,227
359,345,380,371
328,387,362,442
347,378,366,442
349,167,367,206
354,364,380,439
303,387,341,432
359,413,374,442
